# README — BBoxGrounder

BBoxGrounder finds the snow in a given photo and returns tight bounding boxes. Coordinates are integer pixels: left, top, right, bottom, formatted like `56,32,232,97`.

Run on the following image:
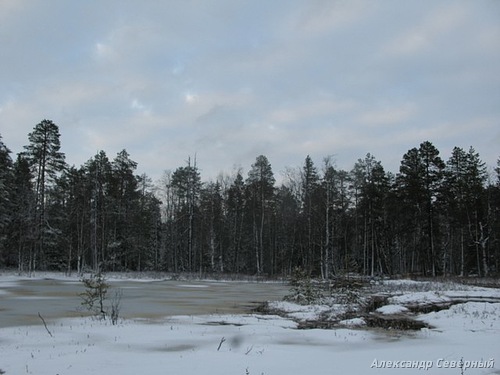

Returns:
388,288,500,307
1,277,499,375
1,304,498,375
376,304,409,314
267,300,333,321
418,302,500,332
389,291,449,305
338,317,366,327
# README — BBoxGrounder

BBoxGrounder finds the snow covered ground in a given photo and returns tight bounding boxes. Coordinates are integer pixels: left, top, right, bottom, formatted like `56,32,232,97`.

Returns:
1,277,499,375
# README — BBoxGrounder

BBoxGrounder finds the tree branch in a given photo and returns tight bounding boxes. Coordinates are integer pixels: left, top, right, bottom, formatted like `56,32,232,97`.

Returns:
38,312,53,337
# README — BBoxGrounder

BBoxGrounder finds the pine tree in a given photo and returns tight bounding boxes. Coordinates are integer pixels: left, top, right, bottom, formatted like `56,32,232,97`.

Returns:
352,153,389,276
274,184,300,275
246,155,275,274
419,141,445,276
62,166,89,274
321,158,335,279
199,181,224,272
464,147,488,276
22,120,66,271
134,173,162,271
226,171,246,272
0,134,13,266
85,150,113,271
443,147,470,275
300,155,320,275
108,150,139,270
322,164,351,275
171,157,201,272
10,155,35,271
157,170,178,272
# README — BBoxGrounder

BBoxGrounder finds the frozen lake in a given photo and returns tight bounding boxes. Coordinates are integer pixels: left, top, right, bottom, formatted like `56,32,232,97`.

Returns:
0,276,290,328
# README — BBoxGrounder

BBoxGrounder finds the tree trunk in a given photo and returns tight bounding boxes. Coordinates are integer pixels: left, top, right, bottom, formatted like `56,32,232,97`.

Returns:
479,222,489,277
323,192,330,279
259,197,265,274
460,229,465,277
254,218,260,274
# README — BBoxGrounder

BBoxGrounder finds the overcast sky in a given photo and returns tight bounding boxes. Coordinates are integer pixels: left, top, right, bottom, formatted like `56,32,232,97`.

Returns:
1,0,499,183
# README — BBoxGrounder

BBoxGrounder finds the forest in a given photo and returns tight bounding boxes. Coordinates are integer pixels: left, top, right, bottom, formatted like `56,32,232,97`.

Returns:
0,119,499,278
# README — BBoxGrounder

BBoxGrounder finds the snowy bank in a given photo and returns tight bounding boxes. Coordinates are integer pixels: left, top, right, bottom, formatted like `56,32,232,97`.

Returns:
1,301,499,375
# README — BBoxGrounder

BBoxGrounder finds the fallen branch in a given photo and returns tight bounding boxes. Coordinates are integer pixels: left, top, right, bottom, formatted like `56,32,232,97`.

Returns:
38,312,53,337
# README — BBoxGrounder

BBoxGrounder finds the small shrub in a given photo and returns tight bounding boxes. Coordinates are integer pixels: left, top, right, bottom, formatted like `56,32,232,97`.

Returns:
80,271,109,319
285,267,323,305
331,287,363,305
110,289,123,325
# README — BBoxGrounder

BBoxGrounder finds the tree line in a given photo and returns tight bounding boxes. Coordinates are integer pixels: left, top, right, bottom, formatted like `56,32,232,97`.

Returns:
0,119,499,277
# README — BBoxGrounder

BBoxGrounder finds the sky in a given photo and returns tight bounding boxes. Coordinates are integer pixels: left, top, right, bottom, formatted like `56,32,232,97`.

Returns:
1,0,499,183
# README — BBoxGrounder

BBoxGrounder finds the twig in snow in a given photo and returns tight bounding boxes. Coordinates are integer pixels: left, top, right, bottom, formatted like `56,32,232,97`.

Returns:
38,312,53,337
217,336,226,351
459,357,465,375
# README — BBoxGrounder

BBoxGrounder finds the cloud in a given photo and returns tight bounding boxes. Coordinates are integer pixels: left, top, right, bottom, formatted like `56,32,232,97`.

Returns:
0,0,498,182
357,103,418,126
382,2,467,57
130,98,151,116
294,0,373,35
93,41,115,61
268,97,357,124
0,0,27,22
184,93,197,104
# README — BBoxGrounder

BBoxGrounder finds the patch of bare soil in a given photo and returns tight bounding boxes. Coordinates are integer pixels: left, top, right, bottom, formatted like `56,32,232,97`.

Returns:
364,314,430,330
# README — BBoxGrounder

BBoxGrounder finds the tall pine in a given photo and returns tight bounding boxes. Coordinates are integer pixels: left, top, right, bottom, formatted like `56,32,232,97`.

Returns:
22,120,66,271
247,155,275,274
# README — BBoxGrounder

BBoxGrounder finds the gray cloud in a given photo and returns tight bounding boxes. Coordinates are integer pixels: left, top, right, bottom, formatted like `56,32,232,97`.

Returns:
1,0,499,181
